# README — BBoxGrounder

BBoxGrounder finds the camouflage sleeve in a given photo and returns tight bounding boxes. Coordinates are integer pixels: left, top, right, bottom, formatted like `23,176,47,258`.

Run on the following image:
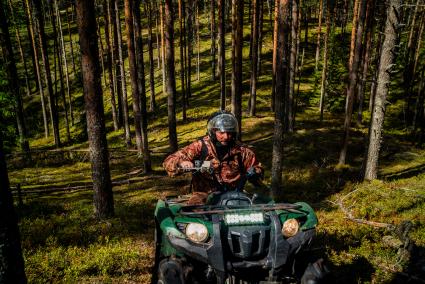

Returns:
242,147,264,178
163,140,203,177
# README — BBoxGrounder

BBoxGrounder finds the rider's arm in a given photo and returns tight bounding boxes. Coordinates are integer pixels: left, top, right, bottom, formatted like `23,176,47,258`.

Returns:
163,140,203,177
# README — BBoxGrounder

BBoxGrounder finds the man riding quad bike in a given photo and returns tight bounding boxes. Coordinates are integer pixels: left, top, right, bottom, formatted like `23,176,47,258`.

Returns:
153,112,328,283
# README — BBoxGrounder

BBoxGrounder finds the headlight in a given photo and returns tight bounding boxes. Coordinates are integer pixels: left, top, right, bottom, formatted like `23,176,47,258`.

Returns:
281,218,299,238
185,223,208,243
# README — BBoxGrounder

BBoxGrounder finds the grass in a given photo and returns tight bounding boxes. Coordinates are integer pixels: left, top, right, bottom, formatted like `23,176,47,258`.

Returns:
5,3,425,283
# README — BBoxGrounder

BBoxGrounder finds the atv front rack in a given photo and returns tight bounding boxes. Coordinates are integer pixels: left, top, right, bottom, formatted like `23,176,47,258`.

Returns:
178,203,303,216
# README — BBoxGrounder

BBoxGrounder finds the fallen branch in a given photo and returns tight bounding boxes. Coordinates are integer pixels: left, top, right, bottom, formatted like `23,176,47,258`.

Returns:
333,199,394,229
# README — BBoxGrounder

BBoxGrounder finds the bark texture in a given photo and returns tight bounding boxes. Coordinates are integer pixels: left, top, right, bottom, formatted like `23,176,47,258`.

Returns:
164,0,178,152
76,0,114,218
271,0,290,196
363,0,401,180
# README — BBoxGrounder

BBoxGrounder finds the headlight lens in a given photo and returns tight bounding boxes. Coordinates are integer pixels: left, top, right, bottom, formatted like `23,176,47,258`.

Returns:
281,218,299,238
185,223,208,243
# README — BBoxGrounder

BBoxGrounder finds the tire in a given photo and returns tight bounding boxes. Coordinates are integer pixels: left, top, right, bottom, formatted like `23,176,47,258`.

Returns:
157,258,185,284
300,258,329,284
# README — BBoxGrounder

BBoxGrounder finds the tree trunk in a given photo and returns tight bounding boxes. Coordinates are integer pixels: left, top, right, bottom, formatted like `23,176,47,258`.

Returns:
248,0,259,116
159,1,166,95
357,0,374,125
210,0,217,81
286,0,299,132
271,0,279,111
96,16,107,88
7,0,31,99
1,0,30,153
231,0,243,140
314,0,323,71
111,0,123,127
271,0,290,197
338,0,367,166
178,0,187,122
24,0,49,138
54,0,74,127
134,0,152,172
363,0,401,180
186,0,193,100
146,0,156,112
124,0,143,155
196,1,200,82
218,0,226,109
104,0,119,131
0,133,27,284
115,0,132,146
413,68,425,132
33,0,61,147
348,0,360,72
50,0,71,142
319,0,331,122
76,0,114,218
257,0,264,76
164,0,178,152
65,7,77,78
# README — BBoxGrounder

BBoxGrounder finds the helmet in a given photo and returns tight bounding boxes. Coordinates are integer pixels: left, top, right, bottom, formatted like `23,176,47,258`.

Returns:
207,111,239,141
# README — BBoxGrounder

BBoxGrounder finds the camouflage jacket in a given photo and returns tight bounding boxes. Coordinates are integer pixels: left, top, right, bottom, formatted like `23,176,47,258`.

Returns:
163,136,263,205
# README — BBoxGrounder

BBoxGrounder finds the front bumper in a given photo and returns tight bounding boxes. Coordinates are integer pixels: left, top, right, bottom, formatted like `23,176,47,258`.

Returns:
167,213,316,274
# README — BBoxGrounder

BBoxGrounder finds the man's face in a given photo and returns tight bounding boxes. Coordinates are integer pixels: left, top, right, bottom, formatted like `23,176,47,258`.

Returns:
215,131,233,145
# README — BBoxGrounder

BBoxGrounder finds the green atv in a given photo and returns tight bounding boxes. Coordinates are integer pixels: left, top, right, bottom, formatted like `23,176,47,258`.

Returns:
152,162,327,284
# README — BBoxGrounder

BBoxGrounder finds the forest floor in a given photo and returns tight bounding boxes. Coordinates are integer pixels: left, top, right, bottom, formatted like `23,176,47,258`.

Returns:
7,106,425,283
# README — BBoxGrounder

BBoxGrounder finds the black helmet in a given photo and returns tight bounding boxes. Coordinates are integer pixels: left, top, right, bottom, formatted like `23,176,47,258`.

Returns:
207,111,239,141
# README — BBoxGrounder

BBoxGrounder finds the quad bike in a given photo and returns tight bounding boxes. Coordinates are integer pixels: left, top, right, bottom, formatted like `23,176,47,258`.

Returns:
152,161,328,284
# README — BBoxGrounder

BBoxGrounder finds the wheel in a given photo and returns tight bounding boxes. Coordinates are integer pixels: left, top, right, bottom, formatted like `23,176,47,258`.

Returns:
157,258,185,284
300,258,329,284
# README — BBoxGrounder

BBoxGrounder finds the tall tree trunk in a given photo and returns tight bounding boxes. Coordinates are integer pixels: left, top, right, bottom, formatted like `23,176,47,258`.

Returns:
124,0,143,155
76,0,114,219
8,0,31,99
210,0,217,81
159,1,166,95
111,0,123,127
338,0,367,166
146,0,156,112
271,0,290,197
363,0,401,180
286,0,299,132
33,0,61,147
54,0,74,126
65,7,77,78
24,0,49,138
115,0,132,146
314,0,323,71
271,0,279,111
231,0,243,140
104,0,119,131
319,0,331,122
348,0,361,72
96,16,107,88
186,0,193,100
134,0,152,172
218,0,226,109
357,0,374,125
0,132,27,284
257,0,264,76
413,68,425,132
178,0,187,121
1,0,30,153
164,0,178,152
51,1,71,142
196,1,200,82
155,2,160,69
248,0,259,116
